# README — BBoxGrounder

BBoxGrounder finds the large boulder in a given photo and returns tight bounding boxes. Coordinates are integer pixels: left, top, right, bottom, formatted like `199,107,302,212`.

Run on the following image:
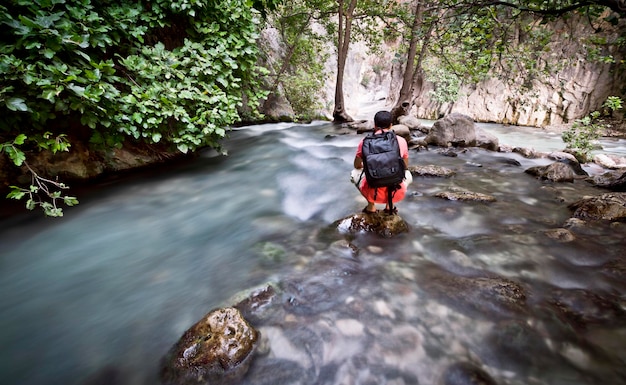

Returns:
425,113,477,147
260,93,295,122
568,193,626,222
161,307,259,385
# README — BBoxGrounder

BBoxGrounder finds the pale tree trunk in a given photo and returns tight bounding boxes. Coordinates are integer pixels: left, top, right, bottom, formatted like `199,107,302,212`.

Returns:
333,0,357,123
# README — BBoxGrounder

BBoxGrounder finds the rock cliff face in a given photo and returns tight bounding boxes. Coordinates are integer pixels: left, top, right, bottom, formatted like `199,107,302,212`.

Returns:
304,14,626,127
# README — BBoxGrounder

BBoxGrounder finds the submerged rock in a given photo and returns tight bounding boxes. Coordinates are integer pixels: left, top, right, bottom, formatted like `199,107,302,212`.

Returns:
409,165,456,178
161,307,259,385
421,265,527,319
434,188,496,202
441,361,497,385
568,193,626,222
546,288,626,329
335,211,409,238
542,228,575,242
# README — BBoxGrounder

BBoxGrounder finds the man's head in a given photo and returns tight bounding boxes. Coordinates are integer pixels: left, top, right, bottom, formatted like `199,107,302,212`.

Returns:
374,110,392,129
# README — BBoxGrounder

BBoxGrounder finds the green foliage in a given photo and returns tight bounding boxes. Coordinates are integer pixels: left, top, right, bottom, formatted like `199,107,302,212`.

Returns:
0,135,27,166
425,64,461,104
603,96,623,112
561,97,622,160
562,111,602,161
283,69,325,120
269,0,330,119
1,0,272,215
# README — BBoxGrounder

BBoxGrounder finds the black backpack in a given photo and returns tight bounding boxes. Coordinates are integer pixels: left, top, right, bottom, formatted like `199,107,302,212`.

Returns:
361,130,406,210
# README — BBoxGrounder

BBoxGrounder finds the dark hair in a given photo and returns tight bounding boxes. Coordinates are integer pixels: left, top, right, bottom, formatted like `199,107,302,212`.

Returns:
374,110,392,129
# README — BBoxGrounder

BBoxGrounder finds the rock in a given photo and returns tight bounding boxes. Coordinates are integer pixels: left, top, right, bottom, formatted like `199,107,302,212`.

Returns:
548,152,588,175
496,157,521,167
260,93,295,122
441,362,497,385
594,153,626,169
425,113,477,147
546,288,626,329
475,127,499,151
233,285,277,324
513,147,539,158
542,228,575,242
408,138,429,151
397,114,423,131
434,188,496,202
479,320,552,372
408,165,456,178
347,119,373,133
26,141,103,180
568,193,626,222
525,162,575,182
335,211,409,238
391,124,411,141
421,266,527,319
161,307,259,385
440,149,459,157
335,318,365,337
587,170,626,191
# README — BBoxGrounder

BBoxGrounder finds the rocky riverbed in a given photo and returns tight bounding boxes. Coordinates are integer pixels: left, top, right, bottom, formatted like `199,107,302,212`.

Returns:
159,114,626,385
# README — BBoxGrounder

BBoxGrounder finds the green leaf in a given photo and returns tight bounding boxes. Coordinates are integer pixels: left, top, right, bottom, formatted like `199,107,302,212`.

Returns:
177,143,189,153
6,188,26,200
42,88,57,102
26,199,36,210
152,132,162,142
68,84,86,97
43,48,55,59
14,134,27,145
5,146,26,166
64,197,79,206
6,97,28,112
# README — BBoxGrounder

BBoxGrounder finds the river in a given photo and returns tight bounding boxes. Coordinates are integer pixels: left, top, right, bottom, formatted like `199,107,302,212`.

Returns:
0,121,625,385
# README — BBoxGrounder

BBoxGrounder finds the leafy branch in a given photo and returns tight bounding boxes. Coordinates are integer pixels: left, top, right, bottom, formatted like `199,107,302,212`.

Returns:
1,134,77,217
6,161,79,217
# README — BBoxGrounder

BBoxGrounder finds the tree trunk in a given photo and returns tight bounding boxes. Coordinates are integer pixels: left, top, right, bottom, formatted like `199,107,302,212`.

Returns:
391,1,422,123
333,0,357,123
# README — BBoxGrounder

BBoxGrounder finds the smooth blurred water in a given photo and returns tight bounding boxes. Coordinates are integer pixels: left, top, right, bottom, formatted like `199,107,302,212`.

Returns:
0,122,625,385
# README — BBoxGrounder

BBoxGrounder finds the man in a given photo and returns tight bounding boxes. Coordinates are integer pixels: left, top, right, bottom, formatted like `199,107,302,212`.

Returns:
351,110,412,214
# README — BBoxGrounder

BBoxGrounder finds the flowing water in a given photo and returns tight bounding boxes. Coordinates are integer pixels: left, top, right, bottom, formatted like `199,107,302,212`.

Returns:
1,121,625,385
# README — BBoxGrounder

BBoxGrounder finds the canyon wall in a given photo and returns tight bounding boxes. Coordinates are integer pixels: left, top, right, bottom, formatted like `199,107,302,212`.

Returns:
304,14,626,127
